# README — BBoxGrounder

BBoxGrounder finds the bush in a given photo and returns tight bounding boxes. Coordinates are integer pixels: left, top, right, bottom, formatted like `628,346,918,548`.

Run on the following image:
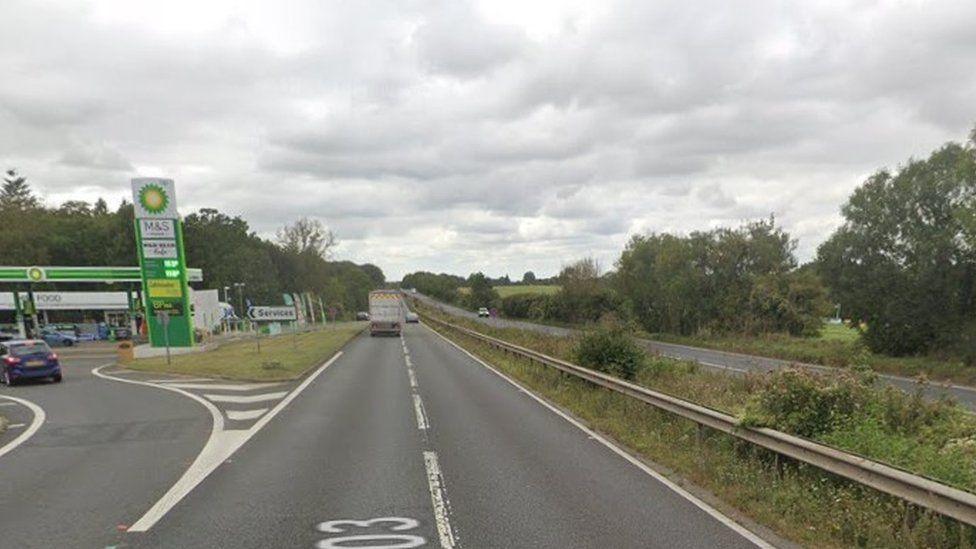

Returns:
740,368,876,438
573,319,645,380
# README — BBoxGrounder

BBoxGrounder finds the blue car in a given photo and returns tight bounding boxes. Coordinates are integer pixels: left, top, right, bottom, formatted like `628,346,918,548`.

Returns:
39,329,78,347
1,340,63,385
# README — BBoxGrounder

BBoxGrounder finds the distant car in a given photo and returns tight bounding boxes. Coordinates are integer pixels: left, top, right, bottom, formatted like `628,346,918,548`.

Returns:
1,339,62,385
39,329,78,347
356,311,370,321
0,329,17,342
477,307,490,318
405,312,419,323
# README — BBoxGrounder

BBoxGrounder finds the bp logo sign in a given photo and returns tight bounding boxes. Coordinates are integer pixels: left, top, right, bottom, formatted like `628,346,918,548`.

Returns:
139,184,169,215
131,178,178,218
27,267,45,282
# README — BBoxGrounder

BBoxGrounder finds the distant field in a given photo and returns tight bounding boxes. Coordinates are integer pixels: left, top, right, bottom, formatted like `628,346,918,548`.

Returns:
495,285,560,297
456,285,560,297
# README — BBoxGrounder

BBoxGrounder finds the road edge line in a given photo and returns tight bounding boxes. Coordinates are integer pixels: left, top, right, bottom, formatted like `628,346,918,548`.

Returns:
93,350,343,533
0,395,46,460
423,323,775,549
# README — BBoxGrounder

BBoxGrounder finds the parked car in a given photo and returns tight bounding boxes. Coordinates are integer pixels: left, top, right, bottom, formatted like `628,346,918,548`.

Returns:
0,340,62,385
478,307,490,318
39,329,79,347
356,311,370,321
405,312,419,323
0,329,17,342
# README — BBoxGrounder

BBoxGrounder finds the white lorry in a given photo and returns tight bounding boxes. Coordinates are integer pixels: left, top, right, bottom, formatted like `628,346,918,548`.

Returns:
368,290,403,336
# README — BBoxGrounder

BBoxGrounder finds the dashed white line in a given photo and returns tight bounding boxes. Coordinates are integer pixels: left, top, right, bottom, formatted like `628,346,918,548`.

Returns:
424,323,774,549
405,355,413,368
0,402,17,407
204,391,288,404
412,394,429,430
407,369,418,389
225,408,269,421
423,451,457,548
7,423,26,429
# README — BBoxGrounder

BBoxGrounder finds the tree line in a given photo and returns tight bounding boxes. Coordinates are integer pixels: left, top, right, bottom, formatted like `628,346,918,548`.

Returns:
0,173,384,317
403,127,976,364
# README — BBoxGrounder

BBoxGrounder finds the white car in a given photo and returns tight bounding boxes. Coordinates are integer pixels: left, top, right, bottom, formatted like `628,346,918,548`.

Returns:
477,307,490,318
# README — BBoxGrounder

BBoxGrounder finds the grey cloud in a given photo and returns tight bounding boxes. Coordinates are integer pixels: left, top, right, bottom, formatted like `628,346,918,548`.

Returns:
2,0,975,279
59,143,133,171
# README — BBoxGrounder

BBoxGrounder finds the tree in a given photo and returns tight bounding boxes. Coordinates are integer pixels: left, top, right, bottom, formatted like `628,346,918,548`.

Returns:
817,128,976,357
1,169,39,210
276,217,337,259
522,271,537,284
464,272,499,310
615,218,814,335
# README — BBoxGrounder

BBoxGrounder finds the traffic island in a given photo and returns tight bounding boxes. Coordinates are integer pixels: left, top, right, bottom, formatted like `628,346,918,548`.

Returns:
124,322,366,381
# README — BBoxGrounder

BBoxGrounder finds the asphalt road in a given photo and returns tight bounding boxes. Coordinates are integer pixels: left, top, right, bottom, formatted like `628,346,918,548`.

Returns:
0,324,771,547
0,351,210,548
410,292,976,411
122,325,764,548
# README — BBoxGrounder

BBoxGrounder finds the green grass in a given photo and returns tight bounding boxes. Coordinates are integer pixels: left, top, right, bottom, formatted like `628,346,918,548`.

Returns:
653,326,975,386
456,285,561,297
419,307,975,547
494,284,560,297
128,322,365,381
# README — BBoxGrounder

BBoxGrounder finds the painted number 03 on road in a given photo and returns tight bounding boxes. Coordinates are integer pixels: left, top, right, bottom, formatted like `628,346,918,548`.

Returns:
315,517,426,549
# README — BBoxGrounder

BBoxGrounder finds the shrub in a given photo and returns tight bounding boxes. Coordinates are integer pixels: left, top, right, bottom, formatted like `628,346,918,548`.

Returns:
573,318,645,380
739,367,876,438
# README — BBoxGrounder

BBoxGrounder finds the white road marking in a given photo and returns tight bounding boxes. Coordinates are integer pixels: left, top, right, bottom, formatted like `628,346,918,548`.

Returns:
225,408,268,421
424,323,774,549
0,402,17,407
0,395,46,461
92,350,344,532
405,355,413,368
7,423,26,429
422,451,457,548
315,517,425,549
407,369,418,389
203,391,288,404
167,382,283,391
412,394,429,430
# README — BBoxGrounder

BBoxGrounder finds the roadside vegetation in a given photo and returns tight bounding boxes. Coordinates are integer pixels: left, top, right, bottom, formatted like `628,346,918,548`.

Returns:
126,322,364,381
494,285,560,297
653,327,975,385
418,303,976,547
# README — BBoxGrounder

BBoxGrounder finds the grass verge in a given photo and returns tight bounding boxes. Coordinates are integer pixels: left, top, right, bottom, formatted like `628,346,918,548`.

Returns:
127,322,365,381
495,284,560,297
652,329,975,386
418,304,976,547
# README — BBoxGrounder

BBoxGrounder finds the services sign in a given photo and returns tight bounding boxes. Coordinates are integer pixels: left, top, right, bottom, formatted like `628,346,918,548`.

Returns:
248,306,298,322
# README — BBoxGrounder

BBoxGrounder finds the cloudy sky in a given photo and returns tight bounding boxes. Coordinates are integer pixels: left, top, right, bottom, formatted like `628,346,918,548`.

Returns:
2,0,974,279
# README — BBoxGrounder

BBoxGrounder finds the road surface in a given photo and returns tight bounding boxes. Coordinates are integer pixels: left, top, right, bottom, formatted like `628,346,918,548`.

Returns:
410,292,976,411
0,326,771,548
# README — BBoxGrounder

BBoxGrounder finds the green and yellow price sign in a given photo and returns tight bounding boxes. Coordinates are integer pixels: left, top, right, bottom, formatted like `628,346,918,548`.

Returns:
132,178,194,348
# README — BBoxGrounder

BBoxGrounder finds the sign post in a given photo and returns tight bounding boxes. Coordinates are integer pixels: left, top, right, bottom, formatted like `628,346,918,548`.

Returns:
132,178,194,348
156,311,172,365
